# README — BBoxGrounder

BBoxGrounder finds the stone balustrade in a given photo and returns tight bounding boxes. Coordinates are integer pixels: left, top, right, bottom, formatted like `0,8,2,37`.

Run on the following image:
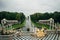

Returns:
0,35,13,40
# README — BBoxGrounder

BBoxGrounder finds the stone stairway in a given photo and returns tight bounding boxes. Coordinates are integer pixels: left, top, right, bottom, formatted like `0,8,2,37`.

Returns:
12,33,59,40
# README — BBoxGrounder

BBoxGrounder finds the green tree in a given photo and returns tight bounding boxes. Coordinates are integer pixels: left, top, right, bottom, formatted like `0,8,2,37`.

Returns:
16,13,21,21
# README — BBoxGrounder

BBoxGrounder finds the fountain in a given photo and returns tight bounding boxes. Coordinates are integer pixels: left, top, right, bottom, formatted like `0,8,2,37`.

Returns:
36,28,46,37
25,16,34,32
31,27,46,37
24,16,46,37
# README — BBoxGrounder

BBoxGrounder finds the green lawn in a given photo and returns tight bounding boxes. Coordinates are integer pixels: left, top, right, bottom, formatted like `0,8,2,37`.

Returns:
32,21,50,29
12,22,25,29
6,20,26,30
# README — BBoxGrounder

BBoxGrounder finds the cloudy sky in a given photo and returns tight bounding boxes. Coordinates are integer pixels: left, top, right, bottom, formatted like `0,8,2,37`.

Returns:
0,0,60,16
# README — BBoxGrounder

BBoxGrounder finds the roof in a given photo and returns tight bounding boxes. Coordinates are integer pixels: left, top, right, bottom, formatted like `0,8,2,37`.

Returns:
7,20,18,22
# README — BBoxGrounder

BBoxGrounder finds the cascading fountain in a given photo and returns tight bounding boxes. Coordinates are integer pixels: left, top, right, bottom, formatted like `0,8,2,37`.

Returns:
24,16,46,37
24,16,34,32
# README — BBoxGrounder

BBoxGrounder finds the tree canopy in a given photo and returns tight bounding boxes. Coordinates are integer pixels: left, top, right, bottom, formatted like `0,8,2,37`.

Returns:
0,11,25,23
30,11,60,23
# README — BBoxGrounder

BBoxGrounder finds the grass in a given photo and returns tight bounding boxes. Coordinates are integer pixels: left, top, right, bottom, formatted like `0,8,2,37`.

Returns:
32,21,50,29
12,22,25,29
5,20,26,30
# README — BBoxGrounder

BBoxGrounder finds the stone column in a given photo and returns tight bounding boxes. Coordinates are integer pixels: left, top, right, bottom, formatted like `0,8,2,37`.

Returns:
50,20,51,29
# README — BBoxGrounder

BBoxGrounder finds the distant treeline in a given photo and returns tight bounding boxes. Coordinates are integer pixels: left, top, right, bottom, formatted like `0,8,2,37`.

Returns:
30,11,60,23
0,11,25,23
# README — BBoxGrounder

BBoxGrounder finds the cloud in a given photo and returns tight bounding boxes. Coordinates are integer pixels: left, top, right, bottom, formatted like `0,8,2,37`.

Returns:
0,0,60,16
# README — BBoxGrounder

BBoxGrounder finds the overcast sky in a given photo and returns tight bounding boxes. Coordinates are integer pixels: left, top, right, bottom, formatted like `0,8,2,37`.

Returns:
0,0,60,16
